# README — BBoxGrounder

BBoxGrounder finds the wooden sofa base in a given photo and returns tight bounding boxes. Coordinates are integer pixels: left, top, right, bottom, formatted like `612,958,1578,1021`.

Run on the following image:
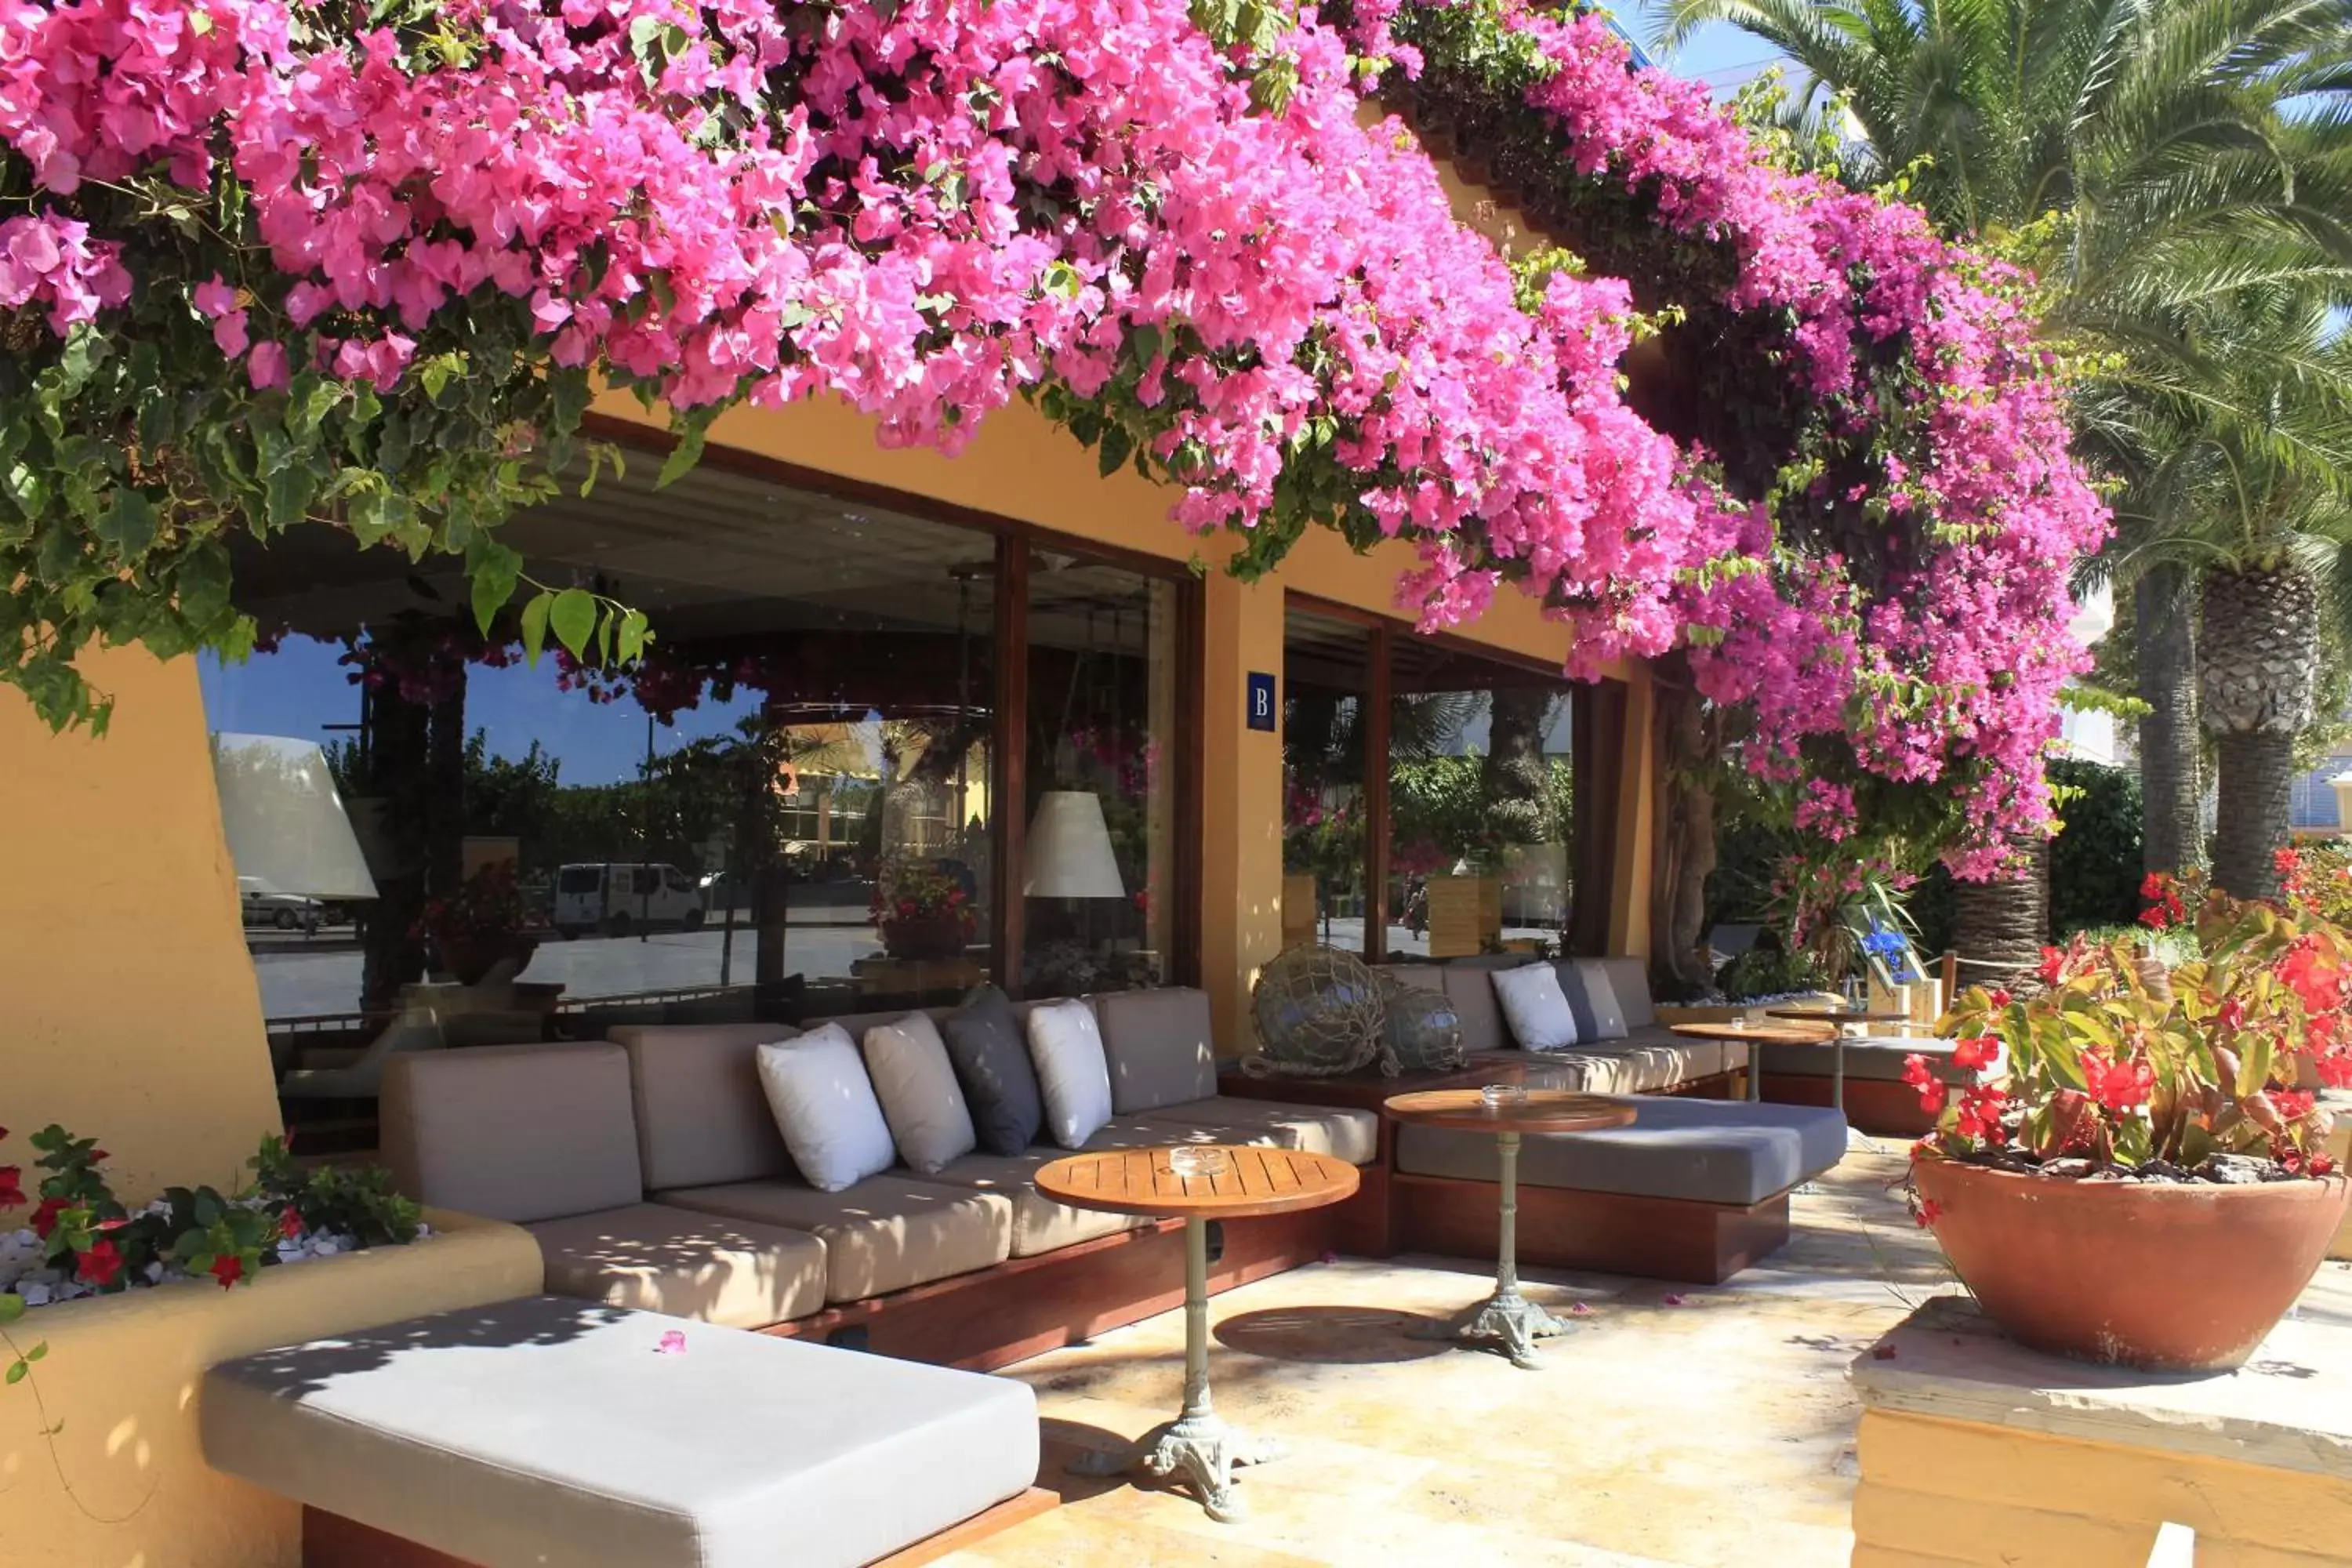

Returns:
764,1183,1367,1372
1760,1072,1933,1137
1392,1172,1792,1286
302,1488,1058,1568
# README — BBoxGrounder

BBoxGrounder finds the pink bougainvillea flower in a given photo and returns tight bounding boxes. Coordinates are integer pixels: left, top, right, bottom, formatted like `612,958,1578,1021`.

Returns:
655,1329,688,1356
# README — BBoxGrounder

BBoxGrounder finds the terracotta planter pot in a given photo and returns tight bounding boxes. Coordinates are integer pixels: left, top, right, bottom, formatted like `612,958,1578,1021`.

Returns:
1914,1153,2350,1370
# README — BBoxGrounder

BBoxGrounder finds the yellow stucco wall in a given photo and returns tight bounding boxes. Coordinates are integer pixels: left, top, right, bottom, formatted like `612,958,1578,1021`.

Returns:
1852,1408,2352,1567
0,648,283,1203
0,1210,543,1568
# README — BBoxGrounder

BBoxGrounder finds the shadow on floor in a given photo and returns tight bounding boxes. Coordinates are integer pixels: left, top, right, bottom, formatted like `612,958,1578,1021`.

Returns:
1214,1304,1456,1364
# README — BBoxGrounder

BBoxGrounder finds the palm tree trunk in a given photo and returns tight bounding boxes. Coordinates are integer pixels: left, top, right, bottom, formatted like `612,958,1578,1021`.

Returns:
1951,833,2049,987
2200,561,2318,902
2134,563,2201,875
2212,732,2296,901
1646,670,1718,996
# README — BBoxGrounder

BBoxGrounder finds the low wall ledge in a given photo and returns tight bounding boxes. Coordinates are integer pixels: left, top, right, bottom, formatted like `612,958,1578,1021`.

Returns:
1850,1293,2352,1479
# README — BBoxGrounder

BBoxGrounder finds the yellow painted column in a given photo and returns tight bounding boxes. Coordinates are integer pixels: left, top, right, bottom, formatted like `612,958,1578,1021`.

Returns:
1607,665,1657,960
1199,572,1286,1057
0,648,281,1202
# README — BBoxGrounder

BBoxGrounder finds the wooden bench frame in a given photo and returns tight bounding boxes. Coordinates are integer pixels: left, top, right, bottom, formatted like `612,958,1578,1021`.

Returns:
303,1488,1061,1568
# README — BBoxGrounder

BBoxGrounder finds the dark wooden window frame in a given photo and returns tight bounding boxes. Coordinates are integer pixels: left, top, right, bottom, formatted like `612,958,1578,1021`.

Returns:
1283,590,1619,961
578,412,1206,998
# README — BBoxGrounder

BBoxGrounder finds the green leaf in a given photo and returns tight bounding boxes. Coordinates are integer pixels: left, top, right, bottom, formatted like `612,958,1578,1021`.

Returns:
549,589,597,658
1097,425,1134,479
519,591,552,666
5,1360,26,1385
24,1341,45,1363
655,421,709,490
467,542,522,636
615,608,651,666
96,488,158,557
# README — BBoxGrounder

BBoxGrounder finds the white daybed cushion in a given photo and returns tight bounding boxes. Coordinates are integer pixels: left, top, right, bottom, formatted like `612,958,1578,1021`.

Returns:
756,1024,896,1192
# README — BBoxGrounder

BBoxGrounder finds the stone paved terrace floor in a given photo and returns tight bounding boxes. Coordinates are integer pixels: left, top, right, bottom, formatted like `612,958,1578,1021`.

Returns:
940,1147,2352,1567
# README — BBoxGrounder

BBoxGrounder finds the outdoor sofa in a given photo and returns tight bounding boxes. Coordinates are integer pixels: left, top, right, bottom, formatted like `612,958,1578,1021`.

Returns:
1222,954,1849,1282
379,986,1382,1370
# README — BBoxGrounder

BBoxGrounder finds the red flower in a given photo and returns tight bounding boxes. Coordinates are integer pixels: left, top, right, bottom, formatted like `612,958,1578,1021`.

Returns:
0,1166,21,1210
1954,1084,2011,1144
1986,989,2012,1011
208,1254,246,1290
2137,903,2169,930
29,1198,69,1239
2038,947,2066,986
1952,1036,1999,1073
1900,1052,1947,1112
76,1238,125,1287
280,1207,304,1240
2081,1050,2153,1114
1913,1198,1944,1229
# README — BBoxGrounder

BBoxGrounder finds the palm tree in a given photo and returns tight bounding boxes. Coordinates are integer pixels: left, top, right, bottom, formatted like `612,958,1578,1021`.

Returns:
2091,304,2352,898
1659,0,2352,912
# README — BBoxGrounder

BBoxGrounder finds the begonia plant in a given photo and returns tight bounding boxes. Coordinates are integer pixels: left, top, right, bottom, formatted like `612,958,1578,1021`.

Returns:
1907,863,2352,1191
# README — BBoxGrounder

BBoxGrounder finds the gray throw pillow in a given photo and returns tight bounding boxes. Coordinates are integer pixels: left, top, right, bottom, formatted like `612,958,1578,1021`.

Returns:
942,986,1044,1155
1559,960,1630,1040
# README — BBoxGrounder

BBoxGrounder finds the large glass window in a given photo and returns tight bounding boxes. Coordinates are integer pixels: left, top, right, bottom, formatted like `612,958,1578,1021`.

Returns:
1385,644,1576,959
1021,552,1181,997
1282,609,1374,953
206,456,1001,1033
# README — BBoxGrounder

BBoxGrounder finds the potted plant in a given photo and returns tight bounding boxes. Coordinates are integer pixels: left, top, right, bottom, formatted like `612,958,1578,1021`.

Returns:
1906,864,2352,1370
872,862,978,960
415,859,535,985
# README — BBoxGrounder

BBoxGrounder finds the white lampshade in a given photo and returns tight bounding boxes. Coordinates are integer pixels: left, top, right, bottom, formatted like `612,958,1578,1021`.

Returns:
1024,790,1127,899
212,733,379,901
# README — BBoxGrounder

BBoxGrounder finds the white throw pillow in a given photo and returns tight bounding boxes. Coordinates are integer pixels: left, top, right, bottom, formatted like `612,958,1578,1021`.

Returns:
755,1024,897,1192
1026,999,1115,1149
862,1013,977,1174
1570,959,1630,1040
1492,964,1581,1051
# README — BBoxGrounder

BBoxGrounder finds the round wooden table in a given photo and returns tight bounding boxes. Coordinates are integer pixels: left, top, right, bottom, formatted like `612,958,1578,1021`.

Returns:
1668,1020,1834,1103
1381,1090,1636,1369
1766,1007,1917,1112
1034,1145,1358,1522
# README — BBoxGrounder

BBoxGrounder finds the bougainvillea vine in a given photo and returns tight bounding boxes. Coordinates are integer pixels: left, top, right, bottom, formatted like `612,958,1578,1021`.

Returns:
0,0,2101,876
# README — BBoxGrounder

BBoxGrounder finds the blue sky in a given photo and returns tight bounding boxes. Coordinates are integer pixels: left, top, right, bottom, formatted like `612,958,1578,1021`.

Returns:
1613,3,1790,96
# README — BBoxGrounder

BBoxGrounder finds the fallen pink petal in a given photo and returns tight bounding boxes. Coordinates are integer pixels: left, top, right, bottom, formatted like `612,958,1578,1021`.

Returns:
656,1330,688,1356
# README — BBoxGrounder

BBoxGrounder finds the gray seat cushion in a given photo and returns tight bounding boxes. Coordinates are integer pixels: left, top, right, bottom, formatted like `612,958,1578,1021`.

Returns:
524,1203,828,1329
1396,1097,1846,1207
1132,1095,1378,1165
1094,987,1219,1114
1511,1041,1719,1095
1762,1034,1972,1082
655,1175,1012,1303
201,1295,1039,1568
1594,956,1657,1030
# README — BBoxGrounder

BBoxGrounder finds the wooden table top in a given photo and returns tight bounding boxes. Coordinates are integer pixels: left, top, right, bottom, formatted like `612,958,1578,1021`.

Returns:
1034,1145,1359,1221
1381,1088,1639,1134
1668,1020,1836,1046
1764,1006,1915,1026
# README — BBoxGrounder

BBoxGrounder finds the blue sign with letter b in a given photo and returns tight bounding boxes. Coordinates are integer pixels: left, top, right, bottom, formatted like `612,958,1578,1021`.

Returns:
1246,672,1277,732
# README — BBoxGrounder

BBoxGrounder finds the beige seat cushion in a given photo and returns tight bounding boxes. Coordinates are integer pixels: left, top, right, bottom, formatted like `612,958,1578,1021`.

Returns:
1439,966,1512,1055
1093,987,1218,1114
1132,1095,1378,1165
526,1203,827,1328
608,1024,797,1192
655,1177,1012,1304
381,1043,645,1224
919,1146,1146,1258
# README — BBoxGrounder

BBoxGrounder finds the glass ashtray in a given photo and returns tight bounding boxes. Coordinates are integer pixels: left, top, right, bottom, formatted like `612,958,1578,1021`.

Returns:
1480,1082,1530,1111
1168,1145,1229,1178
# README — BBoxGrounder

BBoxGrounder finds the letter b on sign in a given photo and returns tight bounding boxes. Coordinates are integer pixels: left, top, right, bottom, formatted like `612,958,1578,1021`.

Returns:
1246,673,1276,732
